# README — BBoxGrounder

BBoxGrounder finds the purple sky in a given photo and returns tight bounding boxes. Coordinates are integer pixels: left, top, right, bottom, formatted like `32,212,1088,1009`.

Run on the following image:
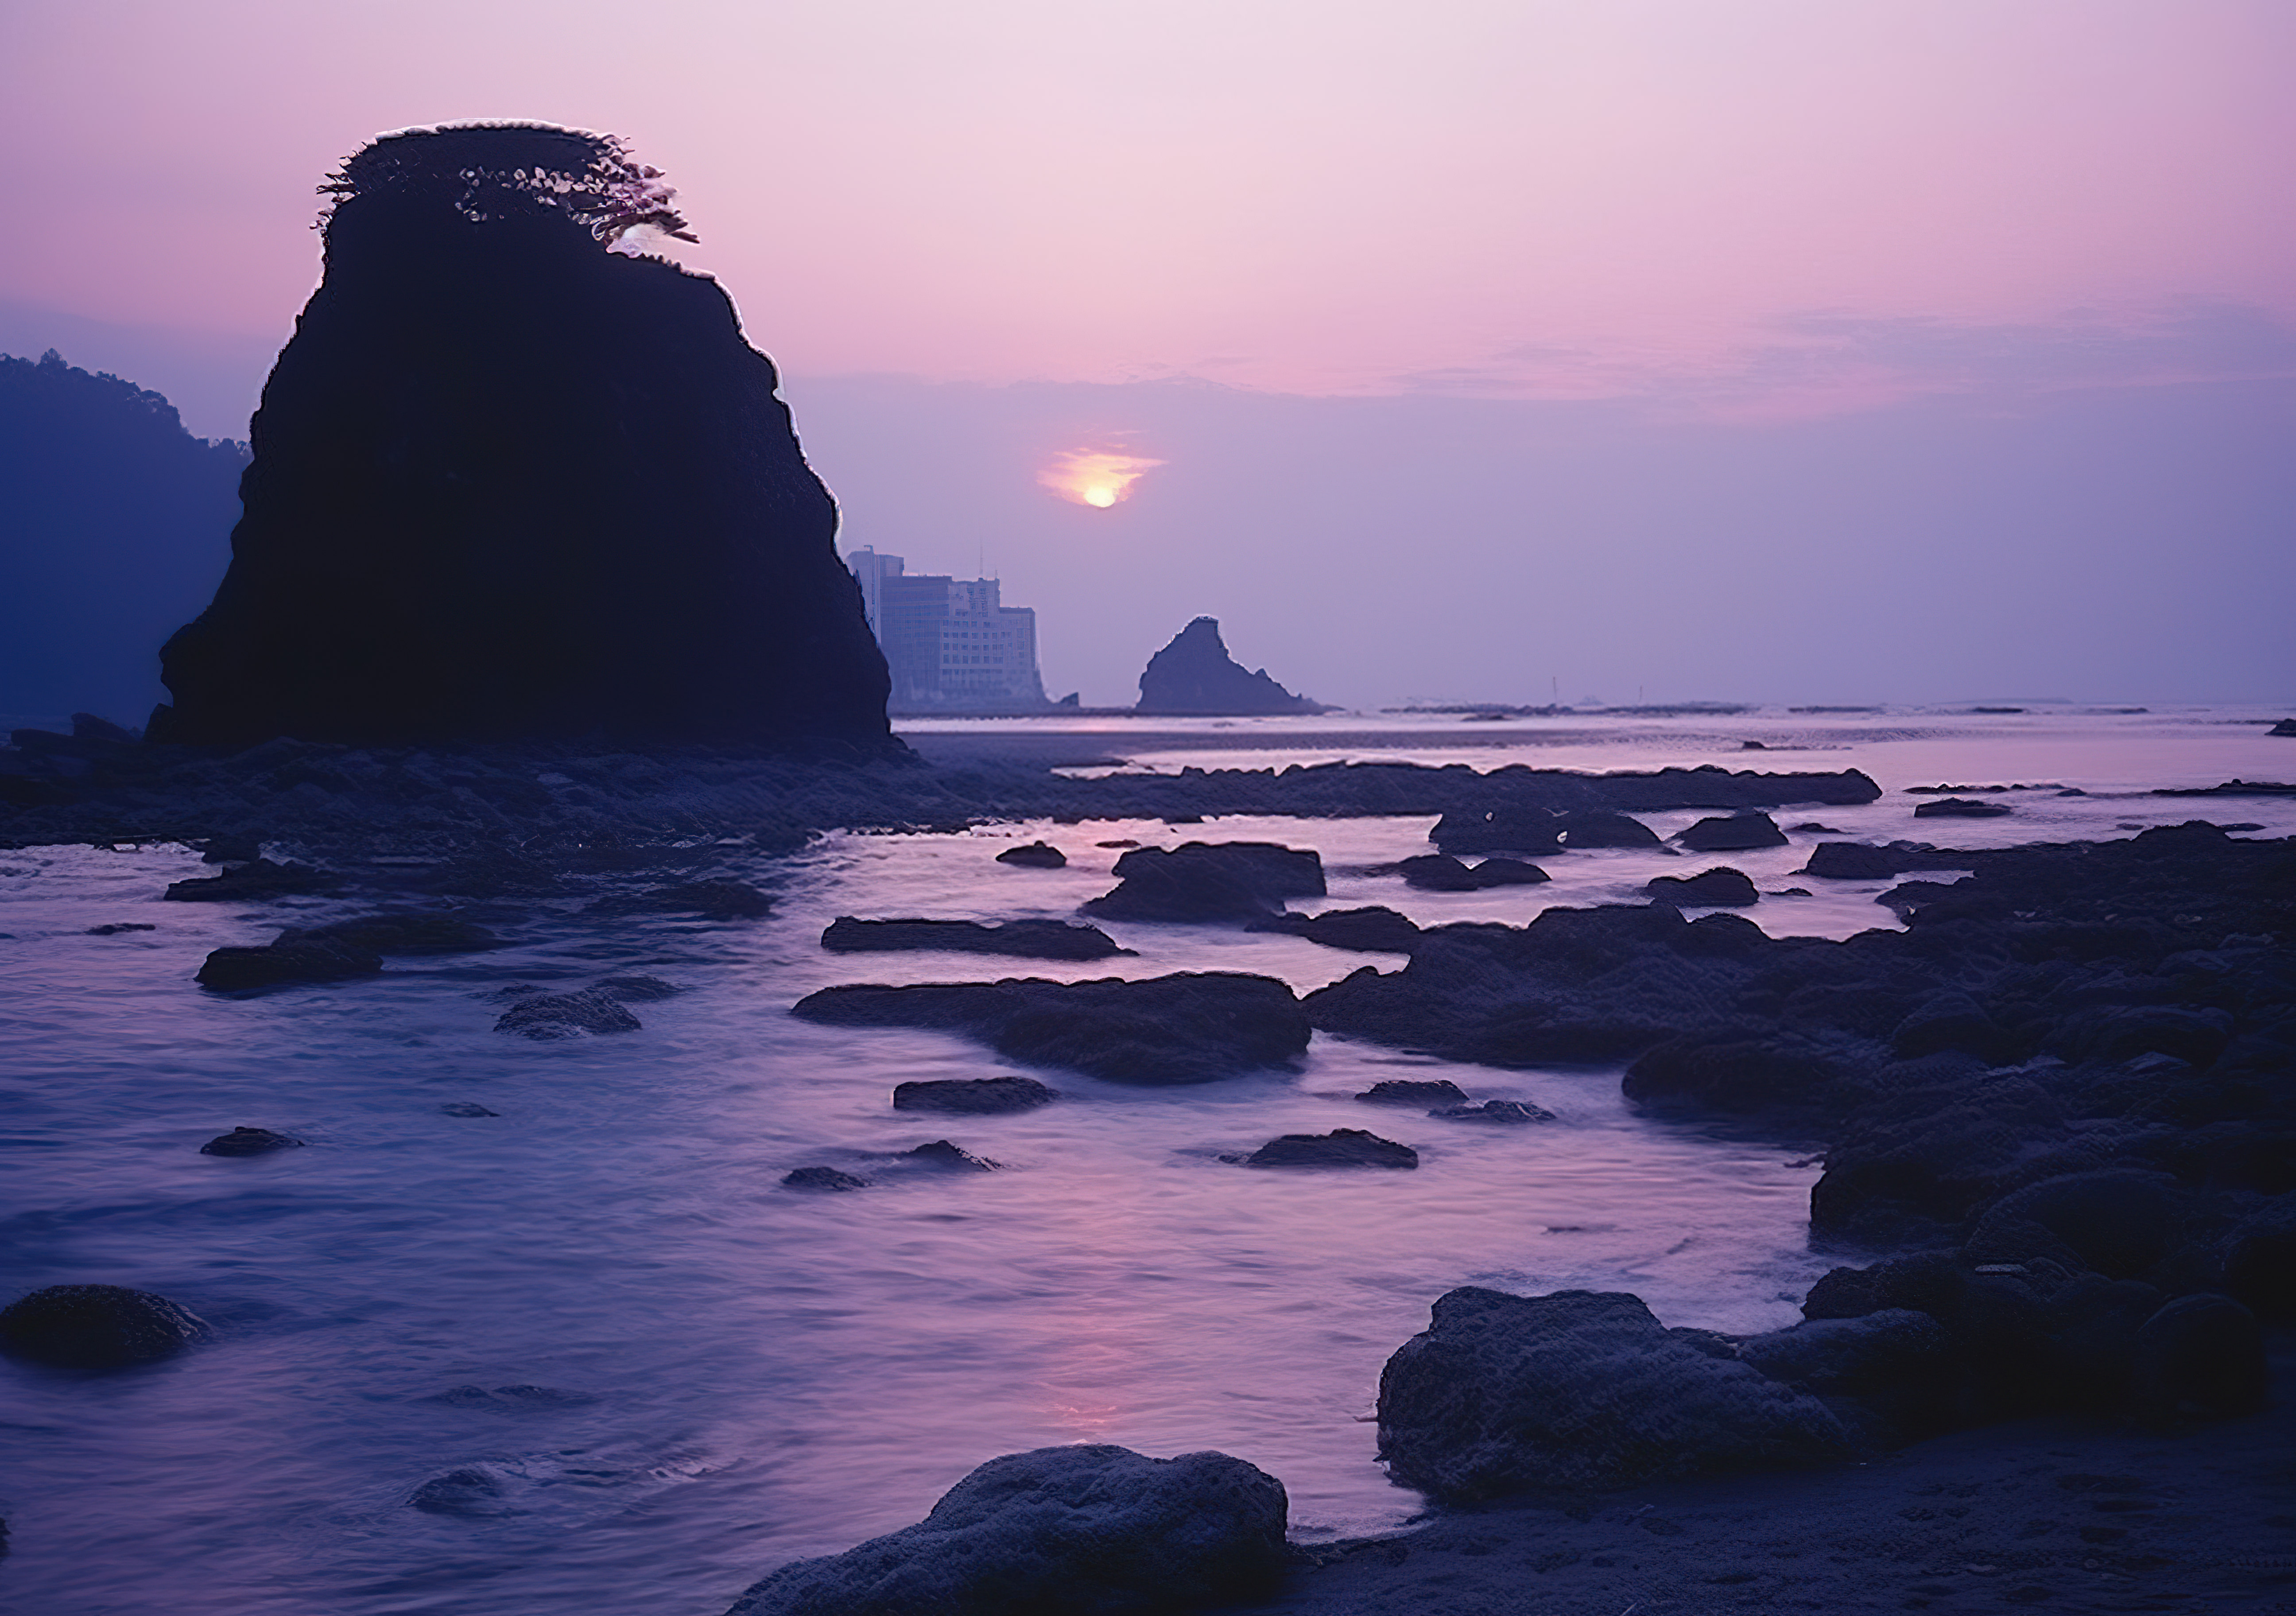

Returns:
3,0,2291,705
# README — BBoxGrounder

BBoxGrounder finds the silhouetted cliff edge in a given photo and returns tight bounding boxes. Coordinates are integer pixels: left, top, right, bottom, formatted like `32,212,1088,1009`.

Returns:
151,124,890,749
1135,617,1324,715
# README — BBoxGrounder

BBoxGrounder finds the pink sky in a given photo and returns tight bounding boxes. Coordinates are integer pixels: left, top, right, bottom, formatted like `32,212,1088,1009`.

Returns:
4,0,2290,408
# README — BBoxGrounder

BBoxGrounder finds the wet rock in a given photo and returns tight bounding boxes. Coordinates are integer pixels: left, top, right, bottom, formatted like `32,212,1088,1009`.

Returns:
2131,1293,2268,1418
634,879,773,919
1966,1171,2186,1281
1675,811,1788,851
1397,854,1547,891
1248,906,1421,953
1083,841,1324,923
493,989,642,1038
283,912,502,953
2271,718,2296,737
1429,1099,1554,1123
900,1140,1000,1171
198,833,264,864
86,922,157,936
1554,810,1660,848
1889,990,2016,1061
407,1466,512,1517
1356,1078,1470,1107
822,917,1131,961
794,972,1309,1085
1377,1288,1852,1500
1736,1309,1955,1437
1645,866,1759,907
1622,1032,1871,1119
594,974,684,1001
724,1443,1288,1616
1243,1129,1417,1169
1916,797,2014,819
440,1102,500,1117
149,125,889,751
428,1383,597,1410
163,859,336,901
1801,841,1962,880
1134,615,1322,715
196,934,384,990
1430,807,1563,856
783,1166,871,1192
994,841,1066,868
0,1283,207,1369
892,1076,1059,1115
199,1127,304,1157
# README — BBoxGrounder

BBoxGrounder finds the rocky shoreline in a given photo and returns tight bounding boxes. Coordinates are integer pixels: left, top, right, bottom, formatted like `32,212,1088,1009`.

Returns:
4,731,2288,1614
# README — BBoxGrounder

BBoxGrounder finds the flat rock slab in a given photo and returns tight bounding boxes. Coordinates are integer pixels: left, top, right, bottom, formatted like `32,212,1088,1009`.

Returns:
1356,1078,1469,1107
994,841,1067,867
1915,797,2015,818
892,1076,1059,1114
792,971,1309,1084
200,1127,305,1156
1645,866,1759,907
823,917,1131,961
1244,1129,1418,1169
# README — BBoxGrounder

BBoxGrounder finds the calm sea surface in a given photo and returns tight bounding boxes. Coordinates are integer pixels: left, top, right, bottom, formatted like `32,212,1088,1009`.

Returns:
3,707,2290,1614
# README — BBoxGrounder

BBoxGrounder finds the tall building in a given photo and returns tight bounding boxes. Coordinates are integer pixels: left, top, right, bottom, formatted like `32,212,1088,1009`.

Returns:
846,549,1049,711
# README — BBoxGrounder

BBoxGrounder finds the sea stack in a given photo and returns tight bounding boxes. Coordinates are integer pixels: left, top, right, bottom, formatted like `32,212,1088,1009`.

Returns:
1134,617,1321,715
151,124,890,748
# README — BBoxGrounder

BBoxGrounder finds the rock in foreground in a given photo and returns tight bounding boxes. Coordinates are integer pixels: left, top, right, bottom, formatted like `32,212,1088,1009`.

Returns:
793,972,1308,1084
724,1444,1288,1616
1377,1288,1853,1499
0,1284,208,1368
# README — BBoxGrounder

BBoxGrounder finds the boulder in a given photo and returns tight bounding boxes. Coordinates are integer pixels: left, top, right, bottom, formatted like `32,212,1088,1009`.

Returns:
1801,841,1959,880
493,989,642,1038
899,1140,1000,1172
1248,906,1421,953
1377,1288,1852,1499
2130,1293,2268,1418
1083,842,1325,923
196,934,384,990
1429,1099,1553,1123
1397,854,1547,891
1356,1078,1469,1107
199,1127,304,1157
1553,810,1660,848
784,1166,870,1192
822,917,1130,961
0,1284,208,1368
1134,616,1321,715
148,124,890,750
1243,1129,1417,1169
1622,1032,1870,1118
1644,866,1759,907
892,1076,1059,1115
1966,1170,2185,1281
1915,798,2013,818
723,1444,1288,1615
1675,811,1788,851
794,972,1309,1085
995,842,1067,868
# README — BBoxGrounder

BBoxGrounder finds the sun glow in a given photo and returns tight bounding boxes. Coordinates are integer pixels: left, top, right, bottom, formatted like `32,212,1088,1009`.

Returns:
1039,447,1165,509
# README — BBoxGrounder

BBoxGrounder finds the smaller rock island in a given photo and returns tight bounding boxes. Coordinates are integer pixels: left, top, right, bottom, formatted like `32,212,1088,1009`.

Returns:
1134,617,1324,715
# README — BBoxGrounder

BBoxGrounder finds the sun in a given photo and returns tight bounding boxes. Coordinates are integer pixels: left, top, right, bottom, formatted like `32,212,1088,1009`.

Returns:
1039,447,1166,508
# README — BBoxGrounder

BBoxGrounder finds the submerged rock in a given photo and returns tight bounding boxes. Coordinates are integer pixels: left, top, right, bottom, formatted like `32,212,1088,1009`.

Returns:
1429,1099,1553,1123
196,933,384,990
793,972,1309,1084
1377,1288,1852,1499
150,124,889,749
822,917,1131,961
724,1444,1288,1616
892,1076,1059,1114
282,912,503,953
783,1166,871,1192
493,989,641,1038
1915,797,2014,818
1082,840,1325,923
1243,1129,1418,1169
1675,811,1788,851
899,1140,1001,1171
440,1101,500,1117
1644,866,1759,907
407,1466,512,1517
994,841,1066,868
199,1127,304,1157
0,1283,208,1369
1133,617,1321,715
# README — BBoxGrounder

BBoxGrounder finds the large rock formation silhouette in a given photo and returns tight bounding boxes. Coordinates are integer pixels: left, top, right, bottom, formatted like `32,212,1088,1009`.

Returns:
1134,618,1322,715
151,124,890,748
0,352,245,723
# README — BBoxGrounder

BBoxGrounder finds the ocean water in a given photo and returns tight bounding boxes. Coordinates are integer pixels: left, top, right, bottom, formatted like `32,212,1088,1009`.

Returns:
2,706,2290,1615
